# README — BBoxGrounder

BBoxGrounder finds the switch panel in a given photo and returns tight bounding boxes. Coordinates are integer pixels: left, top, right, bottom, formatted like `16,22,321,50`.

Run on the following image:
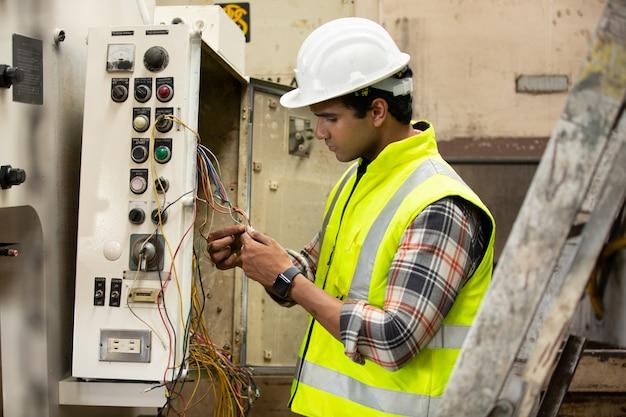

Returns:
73,25,202,382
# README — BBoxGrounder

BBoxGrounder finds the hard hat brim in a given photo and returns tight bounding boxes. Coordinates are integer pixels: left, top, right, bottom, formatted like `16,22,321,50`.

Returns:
279,53,411,109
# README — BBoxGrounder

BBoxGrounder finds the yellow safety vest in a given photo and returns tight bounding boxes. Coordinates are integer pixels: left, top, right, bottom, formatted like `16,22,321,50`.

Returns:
289,122,496,417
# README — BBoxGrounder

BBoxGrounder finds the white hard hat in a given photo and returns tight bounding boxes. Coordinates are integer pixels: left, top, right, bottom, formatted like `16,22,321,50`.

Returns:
280,17,411,109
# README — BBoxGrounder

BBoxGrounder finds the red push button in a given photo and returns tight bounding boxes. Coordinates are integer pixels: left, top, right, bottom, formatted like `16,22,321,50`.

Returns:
157,85,173,102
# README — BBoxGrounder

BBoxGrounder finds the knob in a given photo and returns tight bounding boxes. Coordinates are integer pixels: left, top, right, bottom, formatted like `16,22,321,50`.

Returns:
154,176,169,193
155,116,173,133
111,84,128,102
130,175,148,194
131,145,148,163
94,289,104,298
0,165,26,189
0,65,25,88
140,242,157,260
144,46,169,72
154,146,171,163
135,84,151,102
151,208,168,225
156,85,173,102
133,114,150,132
128,208,146,224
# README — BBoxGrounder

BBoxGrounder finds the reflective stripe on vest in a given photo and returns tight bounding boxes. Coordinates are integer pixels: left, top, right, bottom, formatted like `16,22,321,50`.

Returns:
349,158,465,300
319,163,359,246
298,359,442,416
297,325,468,415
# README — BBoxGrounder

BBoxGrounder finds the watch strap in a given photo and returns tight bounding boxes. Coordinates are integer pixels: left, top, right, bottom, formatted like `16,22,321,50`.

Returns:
272,266,300,298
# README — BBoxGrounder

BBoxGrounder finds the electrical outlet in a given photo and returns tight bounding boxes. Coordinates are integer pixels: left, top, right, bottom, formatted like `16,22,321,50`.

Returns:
108,337,141,354
99,329,151,363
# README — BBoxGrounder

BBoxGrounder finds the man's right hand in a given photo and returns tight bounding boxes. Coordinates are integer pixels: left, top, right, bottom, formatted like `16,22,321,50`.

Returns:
206,224,246,270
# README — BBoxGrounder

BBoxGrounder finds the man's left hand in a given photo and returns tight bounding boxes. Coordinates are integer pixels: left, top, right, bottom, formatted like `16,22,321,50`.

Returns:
240,228,294,288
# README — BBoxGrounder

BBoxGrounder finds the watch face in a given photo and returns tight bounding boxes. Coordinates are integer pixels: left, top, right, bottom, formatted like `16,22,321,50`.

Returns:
277,274,290,285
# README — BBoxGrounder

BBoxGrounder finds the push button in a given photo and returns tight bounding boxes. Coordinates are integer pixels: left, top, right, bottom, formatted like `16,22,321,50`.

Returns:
154,146,171,163
157,85,173,102
133,114,150,132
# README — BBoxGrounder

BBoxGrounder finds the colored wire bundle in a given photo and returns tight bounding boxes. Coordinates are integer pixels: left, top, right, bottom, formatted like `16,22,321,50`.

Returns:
149,115,256,417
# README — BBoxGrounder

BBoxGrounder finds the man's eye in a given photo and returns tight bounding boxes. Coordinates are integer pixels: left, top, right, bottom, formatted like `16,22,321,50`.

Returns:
326,117,337,122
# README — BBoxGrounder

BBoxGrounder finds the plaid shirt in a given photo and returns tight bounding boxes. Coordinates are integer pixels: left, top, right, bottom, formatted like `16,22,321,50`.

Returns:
285,196,487,371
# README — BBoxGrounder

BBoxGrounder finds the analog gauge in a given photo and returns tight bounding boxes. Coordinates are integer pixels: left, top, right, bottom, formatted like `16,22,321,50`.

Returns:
106,44,136,72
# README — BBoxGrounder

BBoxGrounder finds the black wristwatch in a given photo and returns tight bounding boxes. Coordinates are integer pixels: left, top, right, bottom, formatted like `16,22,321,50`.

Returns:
272,266,301,298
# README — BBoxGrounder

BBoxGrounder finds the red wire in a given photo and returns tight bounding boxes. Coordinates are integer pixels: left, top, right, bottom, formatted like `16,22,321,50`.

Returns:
158,202,197,384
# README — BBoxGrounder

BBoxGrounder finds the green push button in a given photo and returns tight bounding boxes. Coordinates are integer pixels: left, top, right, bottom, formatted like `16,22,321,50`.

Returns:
155,146,171,163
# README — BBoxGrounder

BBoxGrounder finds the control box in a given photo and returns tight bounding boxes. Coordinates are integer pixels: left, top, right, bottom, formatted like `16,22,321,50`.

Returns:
72,25,200,381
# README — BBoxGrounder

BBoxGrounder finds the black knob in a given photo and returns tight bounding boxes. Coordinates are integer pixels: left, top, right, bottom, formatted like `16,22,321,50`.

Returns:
135,84,151,102
131,145,148,163
154,177,169,193
128,208,146,225
151,208,168,225
0,65,24,88
111,85,128,102
144,47,169,72
0,165,26,189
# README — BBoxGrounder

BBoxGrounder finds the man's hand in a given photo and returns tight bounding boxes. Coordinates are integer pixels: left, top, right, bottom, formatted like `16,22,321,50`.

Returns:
240,229,293,288
206,224,246,270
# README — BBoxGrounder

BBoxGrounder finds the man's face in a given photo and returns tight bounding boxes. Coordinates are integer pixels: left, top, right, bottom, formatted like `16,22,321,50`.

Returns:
309,99,377,162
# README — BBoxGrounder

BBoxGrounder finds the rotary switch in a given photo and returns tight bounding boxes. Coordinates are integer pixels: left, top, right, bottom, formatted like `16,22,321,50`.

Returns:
135,84,151,102
133,114,150,132
155,116,173,133
144,46,169,72
111,84,128,102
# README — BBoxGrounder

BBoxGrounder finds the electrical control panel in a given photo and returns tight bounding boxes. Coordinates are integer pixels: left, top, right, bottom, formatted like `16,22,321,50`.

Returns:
72,25,201,381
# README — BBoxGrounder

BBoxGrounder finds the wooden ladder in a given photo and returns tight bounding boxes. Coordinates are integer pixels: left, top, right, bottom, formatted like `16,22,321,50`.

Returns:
436,1,626,416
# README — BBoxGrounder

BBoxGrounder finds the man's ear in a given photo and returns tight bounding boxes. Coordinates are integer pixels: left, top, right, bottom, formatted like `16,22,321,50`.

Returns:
370,98,388,128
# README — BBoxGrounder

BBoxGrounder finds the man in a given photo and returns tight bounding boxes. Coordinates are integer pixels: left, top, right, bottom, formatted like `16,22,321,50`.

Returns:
207,17,495,417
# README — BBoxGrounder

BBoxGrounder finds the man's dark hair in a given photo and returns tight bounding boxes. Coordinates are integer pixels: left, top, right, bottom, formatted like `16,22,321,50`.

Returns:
340,67,413,124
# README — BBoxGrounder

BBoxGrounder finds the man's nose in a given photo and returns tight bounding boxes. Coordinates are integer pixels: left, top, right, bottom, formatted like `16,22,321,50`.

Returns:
315,121,327,140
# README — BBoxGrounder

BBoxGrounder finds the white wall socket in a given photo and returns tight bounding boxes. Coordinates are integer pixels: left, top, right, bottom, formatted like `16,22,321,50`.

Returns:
107,338,141,354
